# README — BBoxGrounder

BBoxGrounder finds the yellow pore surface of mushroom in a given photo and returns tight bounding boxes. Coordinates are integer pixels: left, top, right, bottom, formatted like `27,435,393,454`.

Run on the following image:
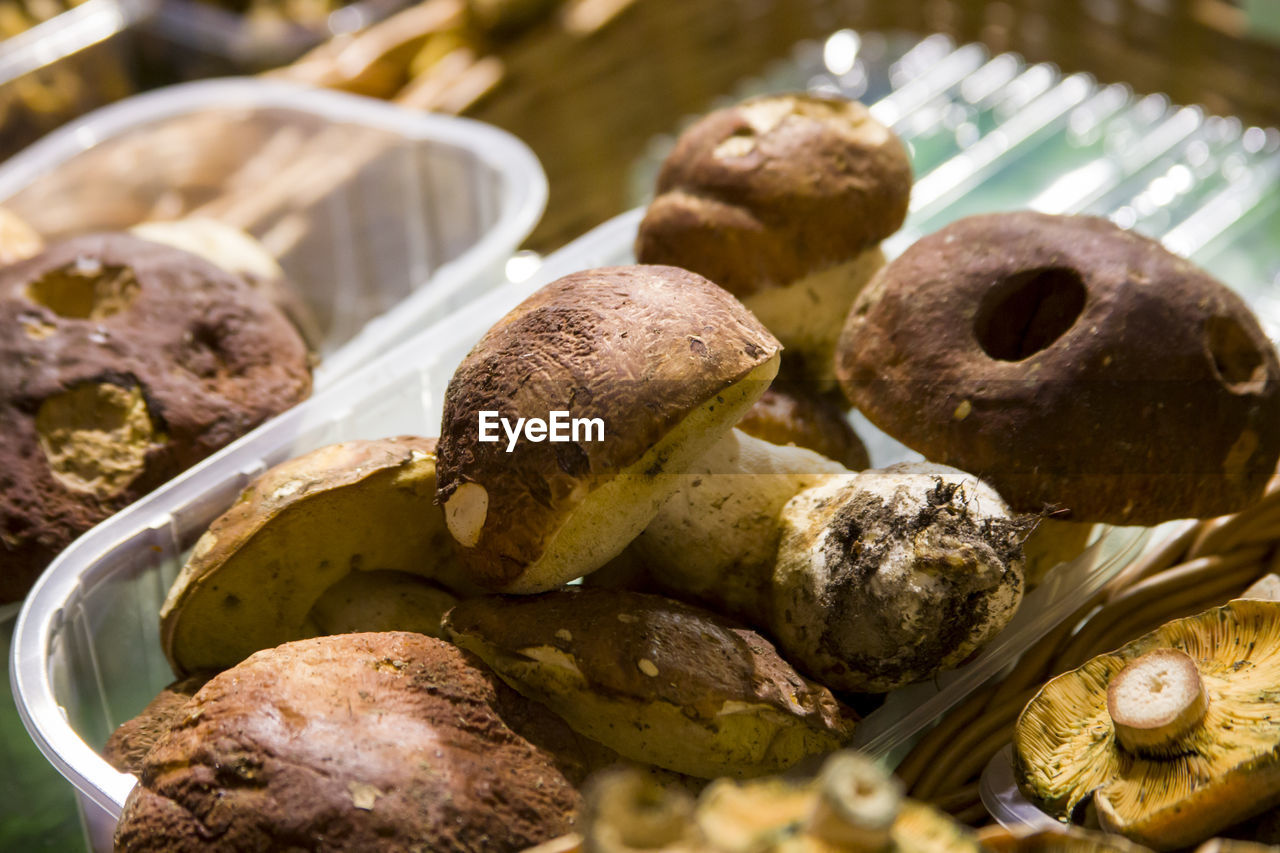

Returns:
1014,600,1280,850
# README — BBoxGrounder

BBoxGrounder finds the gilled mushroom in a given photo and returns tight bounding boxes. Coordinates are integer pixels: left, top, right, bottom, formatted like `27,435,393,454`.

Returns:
636,93,912,383
160,436,469,675
445,588,857,779
1014,599,1280,850
434,265,782,593
113,633,583,852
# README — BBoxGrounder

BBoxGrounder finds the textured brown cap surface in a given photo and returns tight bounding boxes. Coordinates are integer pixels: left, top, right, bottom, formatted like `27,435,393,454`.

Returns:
837,212,1280,524
113,632,582,852
0,234,311,601
635,94,911,297
435,265,779,591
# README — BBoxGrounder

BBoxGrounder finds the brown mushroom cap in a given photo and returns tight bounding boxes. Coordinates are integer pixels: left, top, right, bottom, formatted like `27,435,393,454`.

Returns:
160,436,466,675
113,632,582,852
838,212,1280,525
435,265,780,593
737,381,869,470
444,588,856,779
1014,599,1280,850
635,93,911,298
0,234,311,602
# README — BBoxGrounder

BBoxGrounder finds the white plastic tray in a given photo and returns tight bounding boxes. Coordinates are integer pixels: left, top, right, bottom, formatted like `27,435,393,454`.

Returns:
13,35,1280,851
0,77,547,387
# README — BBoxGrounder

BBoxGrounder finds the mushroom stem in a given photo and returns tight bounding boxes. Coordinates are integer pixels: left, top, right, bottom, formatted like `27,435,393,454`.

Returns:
806,753,902,851
1107,648,1209,757
582,769,698,853
629,427,846,622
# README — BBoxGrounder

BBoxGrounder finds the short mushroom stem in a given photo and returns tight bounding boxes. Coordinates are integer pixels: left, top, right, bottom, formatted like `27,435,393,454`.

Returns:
582,769,697,853
1107,648,1209,757
806,753,902,851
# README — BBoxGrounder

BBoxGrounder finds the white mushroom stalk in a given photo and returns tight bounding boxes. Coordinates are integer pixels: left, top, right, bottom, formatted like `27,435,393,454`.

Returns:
1106,649,1209,758
806,752,903,850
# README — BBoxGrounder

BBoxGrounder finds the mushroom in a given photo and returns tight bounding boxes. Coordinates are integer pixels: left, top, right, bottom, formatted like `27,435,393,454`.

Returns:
444,588,857,779
837,212,1280,525
160,436,469,675
567,751,985,853
434,265,782,593
1014,599,1280,850
0,233,311,602
635,93,912,383
112,633,582,852
769,462,1026,692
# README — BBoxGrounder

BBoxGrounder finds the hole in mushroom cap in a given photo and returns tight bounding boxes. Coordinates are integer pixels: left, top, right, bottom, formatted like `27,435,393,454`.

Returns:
974,266,1087,362
25,258,140,319
35,382,158,499
1206,315,1269,394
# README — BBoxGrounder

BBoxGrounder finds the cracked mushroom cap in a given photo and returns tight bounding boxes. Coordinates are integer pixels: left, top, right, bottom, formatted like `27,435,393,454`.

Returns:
0,233,311,602
113,632,582,852
161,436,469,675
635,93,911,298
444,588,857,779
837,212,1280,525
435,265,781,593
1014,599,1280,850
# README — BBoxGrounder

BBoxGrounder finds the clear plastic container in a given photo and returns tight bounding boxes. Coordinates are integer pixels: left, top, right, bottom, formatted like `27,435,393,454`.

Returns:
0,0,154,161
13,35,1280,850
0,77,547,386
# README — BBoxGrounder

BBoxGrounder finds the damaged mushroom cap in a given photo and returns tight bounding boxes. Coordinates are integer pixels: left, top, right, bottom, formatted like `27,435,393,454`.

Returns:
444,588,856,779
436,265,781,593
636,93,910,381
1014,599,1280,850
837,212,1280,525
113,632,581,852
737,381,870,471
770,462,1026,693
161,436,470,675
0,233,311,603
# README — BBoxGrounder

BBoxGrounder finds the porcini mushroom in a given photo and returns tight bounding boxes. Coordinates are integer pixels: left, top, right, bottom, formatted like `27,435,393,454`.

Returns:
737,380,870,471
434,265,781,593
444,588,856,778
160,436,467,675
837,212,1280,525
1014,599,1280,850
0,233,311,602
113,633,582,852
636,93,912,382
770,462,1026,692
